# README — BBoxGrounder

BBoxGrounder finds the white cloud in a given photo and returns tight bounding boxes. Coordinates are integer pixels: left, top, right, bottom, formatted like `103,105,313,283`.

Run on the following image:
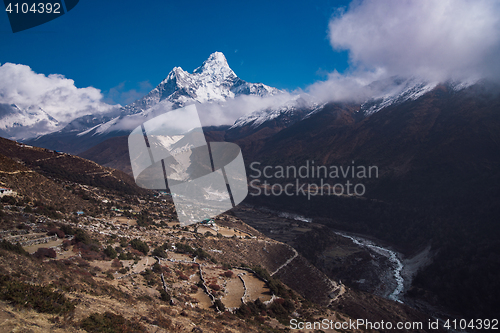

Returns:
196,92,298,127
328,0,500,83
0,63,116,123
307,69,384,103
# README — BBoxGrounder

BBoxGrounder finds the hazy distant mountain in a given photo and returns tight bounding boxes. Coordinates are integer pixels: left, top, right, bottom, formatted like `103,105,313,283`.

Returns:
0,103,60,140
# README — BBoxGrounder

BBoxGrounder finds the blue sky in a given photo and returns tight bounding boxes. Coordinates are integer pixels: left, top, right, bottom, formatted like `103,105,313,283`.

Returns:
0,0,352,104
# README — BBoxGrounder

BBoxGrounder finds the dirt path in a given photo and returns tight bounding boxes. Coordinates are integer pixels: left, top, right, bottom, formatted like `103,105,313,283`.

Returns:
34,155,64,163
133,257,151,274
0,170,35,174
270,246,298,276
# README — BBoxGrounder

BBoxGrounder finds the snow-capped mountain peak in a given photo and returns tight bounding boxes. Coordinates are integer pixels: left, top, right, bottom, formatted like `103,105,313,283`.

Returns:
71,52,282,137
165,67,189,81
123,51,280,112
193,51,235,78
359,77,438,115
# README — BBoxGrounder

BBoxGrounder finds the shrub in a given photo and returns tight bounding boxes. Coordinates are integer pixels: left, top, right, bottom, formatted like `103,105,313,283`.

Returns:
268,279,288,298
159,289,171,303
59,224,75,236
0,275,75,314
194,247,210,260
104,245,117,259
118,252,134,260
73,229,91,245
1,195,17,205
141,269,153,279
269,300,287,316
152,246,167,258
130,239,149,255
135,211,153,227
175,242,194,254
119,238,128,248
151,311,172,329
252,265,271,281
80,312,145,333
129,249,144,257
0,240,29,256
214,299,225,312
111,258,122,268
208,284,220,291
34,248,56,259
36,205,61,219
152,262,162,273
47,228,65,238
62,239,71,250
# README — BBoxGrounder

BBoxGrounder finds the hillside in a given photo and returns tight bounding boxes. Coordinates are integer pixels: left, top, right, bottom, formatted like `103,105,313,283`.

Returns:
0,197,438,333
0,137,444,332
0,137,144,196
243,82,500,318
72,81,500,319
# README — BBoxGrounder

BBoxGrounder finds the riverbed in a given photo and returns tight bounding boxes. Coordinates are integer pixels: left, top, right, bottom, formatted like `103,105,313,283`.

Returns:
235,205,433,304
333,231,405,303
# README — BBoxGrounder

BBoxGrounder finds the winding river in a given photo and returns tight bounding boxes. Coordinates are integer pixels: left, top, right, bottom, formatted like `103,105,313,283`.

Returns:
244,206,406,303
333,232,405,303
240,206,464,331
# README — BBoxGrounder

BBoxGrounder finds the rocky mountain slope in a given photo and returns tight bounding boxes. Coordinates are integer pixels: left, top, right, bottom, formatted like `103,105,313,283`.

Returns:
76,75,474,178
0,137,145,212
0,137,441,332
8,52,499,322
75,75,500,320
243,80,500,318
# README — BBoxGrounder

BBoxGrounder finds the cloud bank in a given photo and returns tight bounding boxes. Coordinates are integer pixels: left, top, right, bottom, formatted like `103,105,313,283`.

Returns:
5,0,500,135
329,0,500,83
196,92,299,127
0,63,116,123
307,0,500,104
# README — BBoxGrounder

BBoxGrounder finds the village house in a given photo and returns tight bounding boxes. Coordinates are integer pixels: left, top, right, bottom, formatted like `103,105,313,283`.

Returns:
0,187,16,197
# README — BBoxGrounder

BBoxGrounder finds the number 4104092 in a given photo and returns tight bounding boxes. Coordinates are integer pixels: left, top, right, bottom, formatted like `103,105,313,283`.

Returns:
5,2,61,14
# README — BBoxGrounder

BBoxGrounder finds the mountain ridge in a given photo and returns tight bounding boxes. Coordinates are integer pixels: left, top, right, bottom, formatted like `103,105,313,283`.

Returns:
25,52,283,154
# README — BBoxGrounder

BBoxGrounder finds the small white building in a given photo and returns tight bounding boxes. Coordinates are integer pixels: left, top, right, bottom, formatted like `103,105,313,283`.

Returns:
0,188,16,197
